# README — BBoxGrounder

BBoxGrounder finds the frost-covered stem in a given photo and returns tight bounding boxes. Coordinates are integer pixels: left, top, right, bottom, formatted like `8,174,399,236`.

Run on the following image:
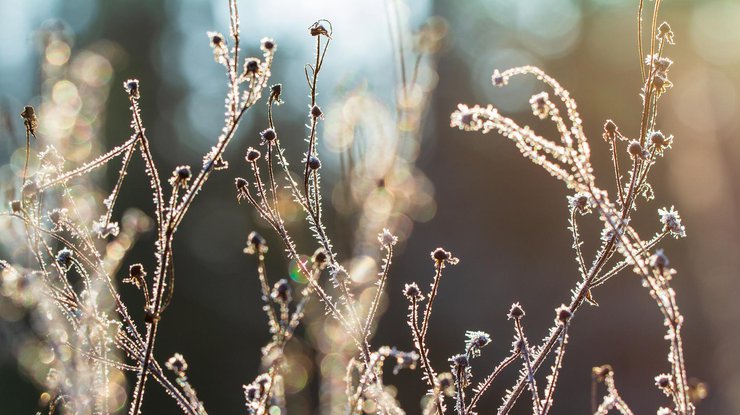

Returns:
609,137,625,206
466,351,519,413
421,261,443,339
22,129,31,185
257,253,279,333
541,323,569,415
363,243,393,342
569,209,587,276
39,137,138,190
453,363,467,415
101,140,139,228
591,230,668,288
514,318,542,415
409,296,443,415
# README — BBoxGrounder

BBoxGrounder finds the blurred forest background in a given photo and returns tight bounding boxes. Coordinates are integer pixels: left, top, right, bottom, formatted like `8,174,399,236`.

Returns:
1,0,739,414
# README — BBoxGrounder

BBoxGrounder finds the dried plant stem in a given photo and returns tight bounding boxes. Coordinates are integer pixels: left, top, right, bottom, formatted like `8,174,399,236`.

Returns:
466,351,520,413
409,296,443,415
514,318,542,415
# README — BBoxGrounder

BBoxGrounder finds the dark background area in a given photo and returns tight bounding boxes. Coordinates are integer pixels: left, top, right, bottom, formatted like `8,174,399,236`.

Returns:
1,0,739,414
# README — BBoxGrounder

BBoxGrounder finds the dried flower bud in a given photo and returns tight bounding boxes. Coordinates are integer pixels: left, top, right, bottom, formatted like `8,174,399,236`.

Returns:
431,247,458,266
508,302,525,319
124,264,147,289
165,353,188,376
244,231,268,255
378,229,398,247
56,248,73,269
245,147,261,162
243,384,260,401
628,140,648,159
465,330,491,357
207,31,228,63
308,155,321,170
603,119,621,141
450,353,469,368
311,248,328,268
657,22,674,44
245,58,260,74
403,282,423,300
260,128,277,143
655,373,672,389
209,32,224,47
130,263,145,279
309,22,331,38
169,165,192,188
270,84,283,104
568,192,591,214
260,37,276,52
235,177,248,191
10,200,22,213
310,104,323,118
529,92,550,119
658,206,686,238
271,279,291,304
492,69,507,87
124,79,140,99
555,304,572,324
20,106,39,135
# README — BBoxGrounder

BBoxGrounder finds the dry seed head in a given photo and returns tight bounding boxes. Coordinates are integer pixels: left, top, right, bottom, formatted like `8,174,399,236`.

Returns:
10,200,22,213
430,247,458,266
659,206,686,238
603,119,621,141
245,147,261,162
450,353,469,368
244,231,268,255
492,69,507,87
123,79,140,99
655,373,673,389
309,22,330,38
169,165,192,188
243,384,260,401
245,58,260,75
56,248,73,269
628,140,648,159
165,353,188,376
20,106,38,134
270,279,291,304
555,304,572,324
403,282,423,300
260,128,277,143
310,104,323,118
260,37,276,52
235,177,248,191
657,21,675,44
378,228,398,247
311,248,328,268
529,92,550,119
508,302,525,319
270,84,283,104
